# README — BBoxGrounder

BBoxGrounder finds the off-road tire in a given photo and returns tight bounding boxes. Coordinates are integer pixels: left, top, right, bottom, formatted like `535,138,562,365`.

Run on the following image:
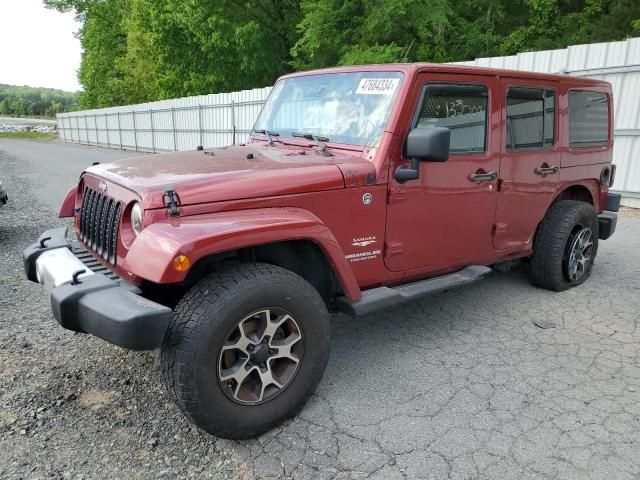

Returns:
529,200,599,291
160,262,330,439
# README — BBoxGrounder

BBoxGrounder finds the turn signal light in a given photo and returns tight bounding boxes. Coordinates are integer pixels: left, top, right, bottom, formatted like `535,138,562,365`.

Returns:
173,255,190,272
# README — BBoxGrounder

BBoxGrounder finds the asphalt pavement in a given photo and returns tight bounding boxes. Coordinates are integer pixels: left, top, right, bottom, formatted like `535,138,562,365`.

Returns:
0,139,139,211
1,139,639,479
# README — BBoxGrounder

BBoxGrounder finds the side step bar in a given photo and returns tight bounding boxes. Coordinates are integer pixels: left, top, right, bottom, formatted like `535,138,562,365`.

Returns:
336,265,491,317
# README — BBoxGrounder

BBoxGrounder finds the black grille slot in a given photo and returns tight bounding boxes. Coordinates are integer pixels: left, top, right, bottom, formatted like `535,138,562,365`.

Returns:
79,186,121,264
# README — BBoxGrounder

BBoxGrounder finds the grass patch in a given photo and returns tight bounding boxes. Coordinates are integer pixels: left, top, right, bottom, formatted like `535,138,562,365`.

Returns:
0,131,57,140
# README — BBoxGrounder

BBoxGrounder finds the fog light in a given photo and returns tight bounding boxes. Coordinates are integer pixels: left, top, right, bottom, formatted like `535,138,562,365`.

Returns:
173,255,190,272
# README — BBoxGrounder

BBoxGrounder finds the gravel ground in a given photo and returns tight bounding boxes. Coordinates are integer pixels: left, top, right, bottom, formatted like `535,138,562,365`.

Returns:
2,140,640,479
0,149,239,479
620,207,640,219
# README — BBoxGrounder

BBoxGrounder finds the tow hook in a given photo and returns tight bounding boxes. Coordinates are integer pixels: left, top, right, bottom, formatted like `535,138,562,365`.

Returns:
71,269,87,285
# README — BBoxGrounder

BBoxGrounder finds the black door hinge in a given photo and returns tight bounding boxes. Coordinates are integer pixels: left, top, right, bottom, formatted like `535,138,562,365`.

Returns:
163,185,181,217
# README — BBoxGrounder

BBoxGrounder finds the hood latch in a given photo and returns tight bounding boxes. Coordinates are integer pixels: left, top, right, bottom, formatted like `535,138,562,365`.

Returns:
163,185,181,217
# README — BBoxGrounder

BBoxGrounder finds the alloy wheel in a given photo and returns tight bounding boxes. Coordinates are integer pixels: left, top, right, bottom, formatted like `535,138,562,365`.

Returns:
565,227,594,282
217,308,303,404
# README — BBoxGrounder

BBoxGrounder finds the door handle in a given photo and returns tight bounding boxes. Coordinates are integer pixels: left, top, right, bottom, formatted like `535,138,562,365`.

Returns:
534,166,560,175
469,171,498,182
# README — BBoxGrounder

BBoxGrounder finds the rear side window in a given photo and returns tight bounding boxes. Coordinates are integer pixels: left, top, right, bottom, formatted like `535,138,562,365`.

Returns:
506,87,555,150
415,84,488,154
569,91,609,147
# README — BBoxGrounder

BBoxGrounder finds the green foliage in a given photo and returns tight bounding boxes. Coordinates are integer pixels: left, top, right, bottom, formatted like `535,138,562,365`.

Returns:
44,0,640,109
499,0,640,55
0,84,78,118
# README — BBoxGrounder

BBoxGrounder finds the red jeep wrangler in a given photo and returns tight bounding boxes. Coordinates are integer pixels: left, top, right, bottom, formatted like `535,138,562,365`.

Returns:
24,64,620,439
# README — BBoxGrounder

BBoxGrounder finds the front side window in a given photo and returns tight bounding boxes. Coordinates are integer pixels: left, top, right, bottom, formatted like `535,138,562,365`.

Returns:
415,84,488,154
569,90,609,147
253,72,403,147
506,87,555,150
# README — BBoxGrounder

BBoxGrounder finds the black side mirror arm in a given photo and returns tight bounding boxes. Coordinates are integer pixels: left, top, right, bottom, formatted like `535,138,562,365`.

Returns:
395,158,420,183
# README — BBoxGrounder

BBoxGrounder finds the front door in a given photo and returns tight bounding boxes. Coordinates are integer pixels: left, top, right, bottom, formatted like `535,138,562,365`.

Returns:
493,78,560,251
384,73,501,273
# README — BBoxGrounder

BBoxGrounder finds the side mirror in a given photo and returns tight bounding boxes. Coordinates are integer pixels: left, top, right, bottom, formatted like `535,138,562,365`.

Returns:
396,127,451,183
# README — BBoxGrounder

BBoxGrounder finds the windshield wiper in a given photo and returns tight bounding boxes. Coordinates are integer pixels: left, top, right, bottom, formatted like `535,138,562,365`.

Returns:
253,129,280,146
292,132,334,157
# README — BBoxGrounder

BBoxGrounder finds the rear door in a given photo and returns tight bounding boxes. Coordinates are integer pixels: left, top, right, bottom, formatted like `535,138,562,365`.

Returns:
493,78,561,251
384,72,501,272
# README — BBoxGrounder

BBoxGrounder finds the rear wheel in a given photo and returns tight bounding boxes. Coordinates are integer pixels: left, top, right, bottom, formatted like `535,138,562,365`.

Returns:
529,200,599,291
161,263,330,439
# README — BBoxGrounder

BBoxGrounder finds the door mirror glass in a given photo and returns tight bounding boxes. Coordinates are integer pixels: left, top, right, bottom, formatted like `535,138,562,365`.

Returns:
405,127,450,162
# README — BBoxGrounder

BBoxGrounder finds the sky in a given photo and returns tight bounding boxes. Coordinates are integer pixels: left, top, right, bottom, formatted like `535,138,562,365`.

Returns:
0,0,82,92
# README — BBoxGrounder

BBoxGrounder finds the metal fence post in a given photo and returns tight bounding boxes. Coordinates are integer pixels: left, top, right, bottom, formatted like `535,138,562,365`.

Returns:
171,107,177,151
198,104,203,148
104,113,110,148
132,111,138,151
150,109,156,153
84,115,89,144
117,111,122,149
94,114,99,145
231,100,236,146
75,116,80,143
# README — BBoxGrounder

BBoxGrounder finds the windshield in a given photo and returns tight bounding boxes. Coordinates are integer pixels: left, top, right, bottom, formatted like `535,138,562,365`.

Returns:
253,72,403,147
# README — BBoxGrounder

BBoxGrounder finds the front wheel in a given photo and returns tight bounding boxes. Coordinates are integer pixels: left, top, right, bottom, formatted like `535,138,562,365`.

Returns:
529,200,599,291
161,263,330,439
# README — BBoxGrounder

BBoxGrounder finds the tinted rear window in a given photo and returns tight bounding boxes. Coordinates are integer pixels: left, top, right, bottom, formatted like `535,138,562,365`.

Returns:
568,91,609,147
506,87,555,150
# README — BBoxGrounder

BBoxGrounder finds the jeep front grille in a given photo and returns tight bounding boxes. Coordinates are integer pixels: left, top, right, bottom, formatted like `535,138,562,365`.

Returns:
79,186,122,264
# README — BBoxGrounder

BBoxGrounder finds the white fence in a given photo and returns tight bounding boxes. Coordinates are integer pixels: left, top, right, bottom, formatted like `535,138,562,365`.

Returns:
56,87,272,152
57,38,640,206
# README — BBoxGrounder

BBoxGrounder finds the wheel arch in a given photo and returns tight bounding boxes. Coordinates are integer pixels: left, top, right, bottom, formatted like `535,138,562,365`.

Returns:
532,182,599,252
183,239,343,306
123,207,361,302
528,182,596,251
551,183,596,207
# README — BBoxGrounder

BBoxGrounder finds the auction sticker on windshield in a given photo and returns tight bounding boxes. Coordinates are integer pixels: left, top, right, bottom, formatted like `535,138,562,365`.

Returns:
356,78,400,95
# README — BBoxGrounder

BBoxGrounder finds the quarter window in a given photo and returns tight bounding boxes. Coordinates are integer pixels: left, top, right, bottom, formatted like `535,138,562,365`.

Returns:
569,90,609,147
415,84,488,154
506,87,555,150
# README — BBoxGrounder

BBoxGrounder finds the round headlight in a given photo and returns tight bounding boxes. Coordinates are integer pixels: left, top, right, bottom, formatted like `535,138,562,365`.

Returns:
131,202,143,236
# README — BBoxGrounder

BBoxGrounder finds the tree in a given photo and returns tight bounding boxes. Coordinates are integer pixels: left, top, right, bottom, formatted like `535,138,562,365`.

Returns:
500,0,640,55
108,0,161,104
44,0,640,109
0,84,78,117
137,0,302,98
292,0,450,68
45,0,130,108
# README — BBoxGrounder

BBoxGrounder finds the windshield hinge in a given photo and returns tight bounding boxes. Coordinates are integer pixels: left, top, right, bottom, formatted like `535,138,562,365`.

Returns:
163,185,181,217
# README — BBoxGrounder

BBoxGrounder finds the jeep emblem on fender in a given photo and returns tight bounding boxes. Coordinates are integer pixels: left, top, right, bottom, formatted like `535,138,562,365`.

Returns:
362,193,373,205
98,181,107,192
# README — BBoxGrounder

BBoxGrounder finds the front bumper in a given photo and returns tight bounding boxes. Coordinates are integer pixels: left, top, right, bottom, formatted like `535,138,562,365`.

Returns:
23,227,172,350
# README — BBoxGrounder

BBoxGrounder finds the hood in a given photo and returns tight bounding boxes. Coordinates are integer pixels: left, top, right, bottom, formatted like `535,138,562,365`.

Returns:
86,144,377,209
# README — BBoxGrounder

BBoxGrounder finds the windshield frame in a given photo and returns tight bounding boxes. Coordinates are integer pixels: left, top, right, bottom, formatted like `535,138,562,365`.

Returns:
252,71,405,149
